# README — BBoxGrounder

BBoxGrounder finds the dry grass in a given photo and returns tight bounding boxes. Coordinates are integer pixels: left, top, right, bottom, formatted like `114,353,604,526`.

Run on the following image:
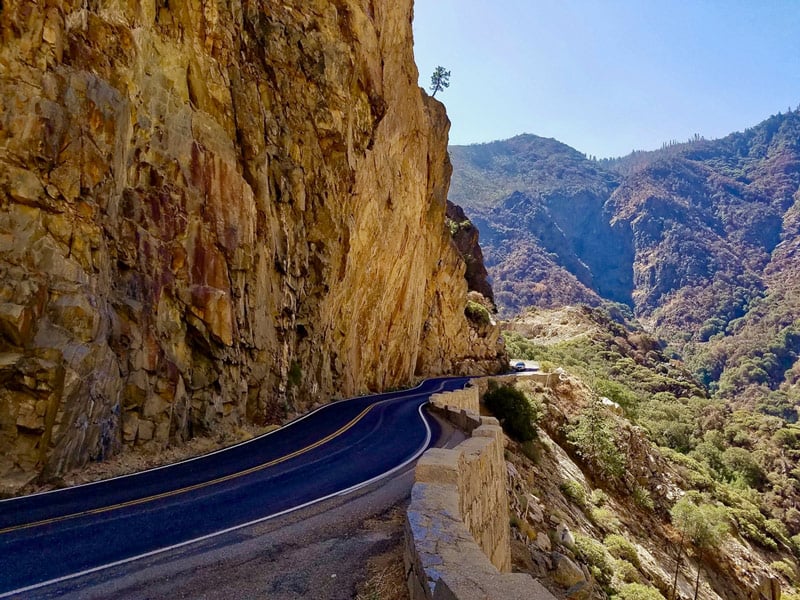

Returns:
355,560,408,600
355,506,409,600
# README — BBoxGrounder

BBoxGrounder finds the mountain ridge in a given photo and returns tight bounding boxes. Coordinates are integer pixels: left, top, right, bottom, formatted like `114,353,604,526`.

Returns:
450,110,800,404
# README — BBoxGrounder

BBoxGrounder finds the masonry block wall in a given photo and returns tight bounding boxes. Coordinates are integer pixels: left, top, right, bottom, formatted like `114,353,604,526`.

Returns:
405,403,555,599
428,386,480,414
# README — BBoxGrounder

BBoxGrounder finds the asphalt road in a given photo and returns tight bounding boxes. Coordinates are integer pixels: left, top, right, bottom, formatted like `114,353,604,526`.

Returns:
0,376,470,597
26,417,467,600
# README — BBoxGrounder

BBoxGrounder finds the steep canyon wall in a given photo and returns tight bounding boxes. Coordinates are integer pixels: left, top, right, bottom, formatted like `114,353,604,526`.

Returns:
0,0,503,486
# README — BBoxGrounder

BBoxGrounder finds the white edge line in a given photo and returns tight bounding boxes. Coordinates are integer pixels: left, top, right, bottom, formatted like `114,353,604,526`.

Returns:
0,378,444,504
0,399,439,599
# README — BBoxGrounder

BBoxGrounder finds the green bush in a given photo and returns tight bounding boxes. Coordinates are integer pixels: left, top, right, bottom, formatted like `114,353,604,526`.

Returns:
729,507,778,551
633,485,655,511
560,480,588,508
502,331,541,361
446,218,459,236
770,559,797,583
594,378,639,412
590,507,621,533
792,534,800,556
483,383,538,442
612,559,641,585
765,518,791,547
605,534,640,567
612,583,667,600
574,534,614,585
465,300,491,326
661,447,716,491
540,359,557,372
591,488,610,507
721,446,766,489
567,398,627,478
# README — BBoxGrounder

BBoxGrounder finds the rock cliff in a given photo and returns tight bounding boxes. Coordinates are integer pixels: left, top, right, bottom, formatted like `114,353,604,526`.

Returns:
445,200,495,307
0,0,504,487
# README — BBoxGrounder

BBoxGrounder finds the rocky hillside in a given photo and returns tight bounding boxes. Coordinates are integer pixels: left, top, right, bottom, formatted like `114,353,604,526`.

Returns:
449,111,800,404
498,307,799,600
0,0,504,489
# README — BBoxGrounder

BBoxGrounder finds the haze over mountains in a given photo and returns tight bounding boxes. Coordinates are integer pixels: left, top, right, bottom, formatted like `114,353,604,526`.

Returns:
450,110,800,405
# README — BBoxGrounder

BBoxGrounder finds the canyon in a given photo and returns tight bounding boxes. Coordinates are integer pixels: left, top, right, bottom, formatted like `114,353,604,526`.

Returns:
449,112,800,405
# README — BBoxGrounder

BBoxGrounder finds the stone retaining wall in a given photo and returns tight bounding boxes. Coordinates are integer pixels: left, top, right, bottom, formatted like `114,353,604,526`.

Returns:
405,404,555,600
428,386,480,414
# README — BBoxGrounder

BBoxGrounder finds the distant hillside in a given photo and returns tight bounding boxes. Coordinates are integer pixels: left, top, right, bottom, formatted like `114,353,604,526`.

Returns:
503,306,800,599
450,110,800,404
450,135,629,309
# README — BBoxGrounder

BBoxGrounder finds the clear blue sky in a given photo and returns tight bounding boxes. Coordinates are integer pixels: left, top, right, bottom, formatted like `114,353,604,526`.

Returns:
413,0,800,158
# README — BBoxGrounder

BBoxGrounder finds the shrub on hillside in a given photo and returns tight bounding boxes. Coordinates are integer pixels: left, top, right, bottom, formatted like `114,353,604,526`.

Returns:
560,479,588,508
465,300,491,326
483,383,539,442
632,485,655,511
612,558,641,585
594,378,638,412
567,397,627,478
574,533,614,585
589,507,621,533
604,534,640,567
721,446,766,489
792,534,800,556
770,559,797,583
591,488,610,507
503,331,539,360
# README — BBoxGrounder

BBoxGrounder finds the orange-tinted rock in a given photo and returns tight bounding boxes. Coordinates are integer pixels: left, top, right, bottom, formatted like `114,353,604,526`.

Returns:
0,0,505,486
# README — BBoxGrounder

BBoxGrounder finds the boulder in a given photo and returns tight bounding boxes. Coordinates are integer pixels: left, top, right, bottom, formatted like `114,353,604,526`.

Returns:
552,552,587,589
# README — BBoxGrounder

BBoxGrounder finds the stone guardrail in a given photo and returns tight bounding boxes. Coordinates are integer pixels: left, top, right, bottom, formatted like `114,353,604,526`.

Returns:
404,387,555,600
428,386,481,414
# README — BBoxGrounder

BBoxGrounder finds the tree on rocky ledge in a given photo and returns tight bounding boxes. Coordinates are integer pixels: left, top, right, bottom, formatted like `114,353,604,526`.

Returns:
430,66,450,97
669,495,729,600
567,396,626,479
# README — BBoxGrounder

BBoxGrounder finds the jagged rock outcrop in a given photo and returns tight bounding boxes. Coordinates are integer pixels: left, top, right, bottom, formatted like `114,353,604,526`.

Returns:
0,0,504,486
446,200,495,307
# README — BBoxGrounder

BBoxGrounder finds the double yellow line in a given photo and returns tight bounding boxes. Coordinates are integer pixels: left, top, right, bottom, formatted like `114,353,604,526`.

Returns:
0,403,377,536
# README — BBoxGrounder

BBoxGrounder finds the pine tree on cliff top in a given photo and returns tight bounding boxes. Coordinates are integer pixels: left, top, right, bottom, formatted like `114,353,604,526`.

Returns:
430,66,450,97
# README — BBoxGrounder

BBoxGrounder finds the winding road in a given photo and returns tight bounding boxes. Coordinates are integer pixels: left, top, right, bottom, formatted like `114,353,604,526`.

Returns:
0,376,470,598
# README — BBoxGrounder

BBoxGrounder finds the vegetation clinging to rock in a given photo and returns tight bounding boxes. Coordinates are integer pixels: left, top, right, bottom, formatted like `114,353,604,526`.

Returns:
500,306,800,598
465,300,492,326
483,381,539,442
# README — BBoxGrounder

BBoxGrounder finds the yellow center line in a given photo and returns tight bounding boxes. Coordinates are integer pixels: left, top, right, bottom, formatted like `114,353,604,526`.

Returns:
0,403,379,536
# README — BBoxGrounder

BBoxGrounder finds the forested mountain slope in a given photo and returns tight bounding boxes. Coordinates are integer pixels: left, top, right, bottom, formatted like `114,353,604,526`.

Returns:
502,307,798,600
450,110,800,405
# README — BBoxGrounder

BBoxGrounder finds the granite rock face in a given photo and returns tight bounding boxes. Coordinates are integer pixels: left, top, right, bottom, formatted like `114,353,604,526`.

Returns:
446,200,495,307
0,0,504,484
